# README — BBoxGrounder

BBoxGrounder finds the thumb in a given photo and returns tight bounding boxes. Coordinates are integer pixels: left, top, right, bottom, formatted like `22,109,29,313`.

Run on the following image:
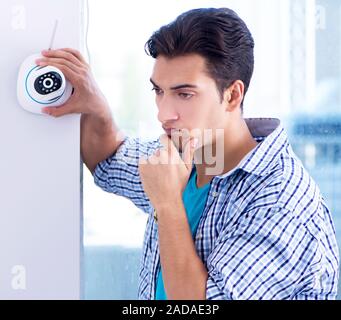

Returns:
183,137,199,171
41,102,75,118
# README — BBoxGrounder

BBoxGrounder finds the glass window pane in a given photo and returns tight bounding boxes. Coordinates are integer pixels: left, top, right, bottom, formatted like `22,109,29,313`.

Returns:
84,0,341,299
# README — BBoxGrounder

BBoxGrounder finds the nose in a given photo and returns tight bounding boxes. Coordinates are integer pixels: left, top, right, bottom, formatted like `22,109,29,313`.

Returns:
157,96,179,124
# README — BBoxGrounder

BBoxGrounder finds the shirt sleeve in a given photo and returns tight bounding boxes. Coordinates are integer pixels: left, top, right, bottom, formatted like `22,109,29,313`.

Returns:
205,206,323,300
93,136,162,214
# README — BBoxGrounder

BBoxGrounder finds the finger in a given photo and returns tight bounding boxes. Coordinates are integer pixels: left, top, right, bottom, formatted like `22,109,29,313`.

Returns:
41,49,84,68
159,134,182,165
159,134,174,153
59,48,88,65
159,134,172,157
183,137,199,171
42,99,76,118
36,62,79,86
36,57,82,74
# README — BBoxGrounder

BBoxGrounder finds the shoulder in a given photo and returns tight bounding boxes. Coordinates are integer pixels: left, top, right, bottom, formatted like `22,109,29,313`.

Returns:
216,147,325,240
239,150,322,221
271,151,321,220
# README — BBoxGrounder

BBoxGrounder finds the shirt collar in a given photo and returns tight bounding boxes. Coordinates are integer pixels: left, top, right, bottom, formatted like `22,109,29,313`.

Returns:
217,118,288,179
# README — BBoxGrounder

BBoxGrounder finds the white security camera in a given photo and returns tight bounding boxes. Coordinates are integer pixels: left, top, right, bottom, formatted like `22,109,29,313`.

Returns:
17,53,73,115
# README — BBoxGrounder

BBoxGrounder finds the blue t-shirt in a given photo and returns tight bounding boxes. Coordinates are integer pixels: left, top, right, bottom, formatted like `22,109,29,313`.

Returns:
155,166,211,300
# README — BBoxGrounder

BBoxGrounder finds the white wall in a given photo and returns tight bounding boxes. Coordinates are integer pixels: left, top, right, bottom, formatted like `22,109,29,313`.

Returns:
0,0,83,299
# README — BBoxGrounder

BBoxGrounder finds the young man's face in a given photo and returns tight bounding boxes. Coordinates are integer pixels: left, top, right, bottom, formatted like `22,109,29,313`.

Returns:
150,54,228,152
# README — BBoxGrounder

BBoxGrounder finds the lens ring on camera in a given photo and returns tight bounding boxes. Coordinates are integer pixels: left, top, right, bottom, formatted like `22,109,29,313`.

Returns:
43,78,54,89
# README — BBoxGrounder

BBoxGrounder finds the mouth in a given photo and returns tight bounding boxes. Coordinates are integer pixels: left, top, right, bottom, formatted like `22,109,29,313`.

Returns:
163,127,180,136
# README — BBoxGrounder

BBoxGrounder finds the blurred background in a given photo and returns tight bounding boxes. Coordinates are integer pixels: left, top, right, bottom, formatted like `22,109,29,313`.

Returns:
83,0,341,299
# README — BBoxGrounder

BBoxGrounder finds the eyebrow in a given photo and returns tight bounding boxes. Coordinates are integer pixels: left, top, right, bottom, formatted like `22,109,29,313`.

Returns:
150,78,198,90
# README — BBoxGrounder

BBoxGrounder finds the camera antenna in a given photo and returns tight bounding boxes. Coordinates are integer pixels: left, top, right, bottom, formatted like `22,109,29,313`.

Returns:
48,20,59,50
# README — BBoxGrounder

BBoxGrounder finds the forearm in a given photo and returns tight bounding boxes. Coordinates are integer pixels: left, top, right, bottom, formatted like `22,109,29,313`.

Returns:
156,200,208,300
80,107,126,174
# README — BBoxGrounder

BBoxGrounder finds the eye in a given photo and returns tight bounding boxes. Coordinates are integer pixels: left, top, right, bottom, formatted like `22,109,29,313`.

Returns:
178,92,194,100
152,87,163,95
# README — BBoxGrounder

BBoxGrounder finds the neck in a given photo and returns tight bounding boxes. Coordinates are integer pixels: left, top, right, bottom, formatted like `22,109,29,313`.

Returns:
194,116,258,187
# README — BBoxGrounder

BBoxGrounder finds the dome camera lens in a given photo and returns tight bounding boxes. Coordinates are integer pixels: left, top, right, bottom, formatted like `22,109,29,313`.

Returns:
34,71,63,95
43,78,53,89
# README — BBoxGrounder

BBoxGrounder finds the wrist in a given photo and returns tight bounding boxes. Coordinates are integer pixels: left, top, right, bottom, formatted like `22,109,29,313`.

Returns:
89,104,112,123
81,106,113,130
154,196,184,216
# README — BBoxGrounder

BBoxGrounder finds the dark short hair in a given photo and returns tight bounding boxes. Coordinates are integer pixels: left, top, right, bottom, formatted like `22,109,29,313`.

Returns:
145,8,255,110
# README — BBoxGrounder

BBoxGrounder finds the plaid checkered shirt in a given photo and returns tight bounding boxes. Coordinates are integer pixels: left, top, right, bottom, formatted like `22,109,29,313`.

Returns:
94,118,339,300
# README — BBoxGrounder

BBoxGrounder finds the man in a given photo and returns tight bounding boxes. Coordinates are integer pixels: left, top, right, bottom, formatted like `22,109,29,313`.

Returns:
35,8,339,300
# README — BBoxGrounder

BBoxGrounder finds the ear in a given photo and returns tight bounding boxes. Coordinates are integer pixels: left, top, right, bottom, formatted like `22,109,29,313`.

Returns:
224,80,245,112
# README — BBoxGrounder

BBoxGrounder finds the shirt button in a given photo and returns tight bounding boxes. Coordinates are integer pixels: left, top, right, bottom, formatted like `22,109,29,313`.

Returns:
196,232,203,240
212,191,218,197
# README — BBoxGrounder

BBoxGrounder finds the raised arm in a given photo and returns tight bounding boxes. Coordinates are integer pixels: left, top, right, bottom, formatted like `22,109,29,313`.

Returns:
35,48,126,173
